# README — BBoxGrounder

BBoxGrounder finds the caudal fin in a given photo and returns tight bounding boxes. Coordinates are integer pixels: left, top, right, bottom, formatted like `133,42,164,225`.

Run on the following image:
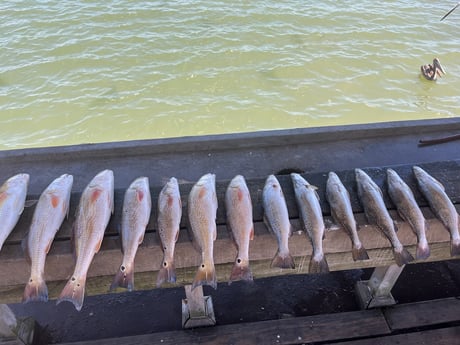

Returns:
451,239,460,257
229,259,253,284
271,252,295,269
352,245,370,261
393,247,414,266
309,255,329,274
22,277,48,303
56,276,86,311
156,261,176,287
110,264,135,292
192,262,217,290
416,243,431,260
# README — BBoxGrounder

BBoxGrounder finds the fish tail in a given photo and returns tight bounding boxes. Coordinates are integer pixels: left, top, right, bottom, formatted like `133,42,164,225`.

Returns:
451,239,460,257
56,275,86,311
192,262,217,290
229,260,253,284
393,247,414,266
110,264,135,292
352,245,370,261
22,277,48,303
156,261,177,287
309,255,329,274
416,243,431,260
271,252,295,269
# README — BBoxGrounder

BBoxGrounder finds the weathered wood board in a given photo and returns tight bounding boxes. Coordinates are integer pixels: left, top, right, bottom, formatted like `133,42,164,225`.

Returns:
0,160,459,304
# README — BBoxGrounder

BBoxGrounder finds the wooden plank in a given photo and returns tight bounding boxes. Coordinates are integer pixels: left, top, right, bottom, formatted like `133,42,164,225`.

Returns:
58,309,390,345
383,297,460,330
325,326,460,345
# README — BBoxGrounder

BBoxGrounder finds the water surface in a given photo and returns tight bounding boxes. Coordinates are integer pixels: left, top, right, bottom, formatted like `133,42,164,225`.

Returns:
1,0,459,150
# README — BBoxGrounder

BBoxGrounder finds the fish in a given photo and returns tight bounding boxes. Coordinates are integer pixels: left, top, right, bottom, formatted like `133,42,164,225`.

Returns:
22,174,73,303
355,168,414,266
262,175,295,269
326,172,369,261
57,170,114,311
291,173,329,273
0,173,29,252
110,177,151,292
225,175,254,283
413,166,460,257
188,173,218,290
386,169,430,260
156,177,182,287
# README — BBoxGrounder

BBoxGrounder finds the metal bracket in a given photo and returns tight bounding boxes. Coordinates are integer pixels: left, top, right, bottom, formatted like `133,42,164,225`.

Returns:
182,285,216,329
356,264,405,309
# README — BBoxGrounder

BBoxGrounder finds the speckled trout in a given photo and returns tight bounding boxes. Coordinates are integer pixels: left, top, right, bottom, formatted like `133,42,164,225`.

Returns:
225,175,254,283
262,175,295,269
0,173,29,252
110,177,151,292
57,170,114,311
23,174,73,303
291,173,329,273
156,177,182,287
355,168,414,266
188,173,218,290
413,166,460,257
387,168,430,260
326,172,369,261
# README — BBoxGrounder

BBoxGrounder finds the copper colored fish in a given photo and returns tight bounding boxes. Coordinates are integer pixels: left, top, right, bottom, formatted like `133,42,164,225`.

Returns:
326,172,369,261
225,175,254,283
23,174,73,303
57,170,114,311
387,169,430,260
110,177,151,292
0,173,29,252
291,173,329,273
156,177,182,287
413,166,460,257
262,175,295,269
188,173,218,290
355,168,414,266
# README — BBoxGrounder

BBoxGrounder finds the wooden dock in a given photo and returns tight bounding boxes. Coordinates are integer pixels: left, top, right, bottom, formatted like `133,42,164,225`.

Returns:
1,119,460,343
55,297,460,345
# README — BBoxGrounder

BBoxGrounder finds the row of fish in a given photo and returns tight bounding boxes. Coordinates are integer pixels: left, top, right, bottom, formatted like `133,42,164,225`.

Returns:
0,165,458,311
265,166,460,276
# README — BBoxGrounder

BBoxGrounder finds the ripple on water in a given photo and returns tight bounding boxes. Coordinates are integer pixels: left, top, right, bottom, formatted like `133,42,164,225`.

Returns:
0,0,459,149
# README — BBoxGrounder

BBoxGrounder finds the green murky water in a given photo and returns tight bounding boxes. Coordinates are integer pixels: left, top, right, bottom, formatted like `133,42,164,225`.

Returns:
1,0,459,150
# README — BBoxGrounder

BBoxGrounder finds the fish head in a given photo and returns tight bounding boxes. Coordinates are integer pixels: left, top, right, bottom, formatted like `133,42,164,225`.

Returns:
412,166,426,179
129,176,149,191
160,177,179,196
290,173,309,188
196,173,215,187
327,171,340,185
5,173,30,189
265,174,279,187
386,168,400,182
90,170,114,187
229,175,245,188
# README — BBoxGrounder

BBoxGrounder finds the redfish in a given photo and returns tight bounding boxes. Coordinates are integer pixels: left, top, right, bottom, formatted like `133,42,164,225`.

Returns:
0,173,29,252
156,177,182,287
57,170,114,311
23,174,73,303
355,168,413,266
291,173,329,273
326,172,369,261
110,177,151,291
188,173,218,290
413,166,460,257
262,175,295,269
387,169,430,260
225,175,254,283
